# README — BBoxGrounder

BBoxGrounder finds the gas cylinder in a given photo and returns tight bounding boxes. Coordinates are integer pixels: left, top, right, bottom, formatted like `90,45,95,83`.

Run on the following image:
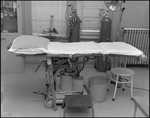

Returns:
99,16,112,42
70,15,81,42
95,16,112,72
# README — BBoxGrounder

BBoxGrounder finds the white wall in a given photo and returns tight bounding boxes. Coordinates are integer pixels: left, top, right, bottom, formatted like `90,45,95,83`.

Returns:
111,1,149,41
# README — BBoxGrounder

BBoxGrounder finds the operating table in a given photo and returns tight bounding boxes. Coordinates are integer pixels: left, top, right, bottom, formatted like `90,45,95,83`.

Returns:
8,35,147,111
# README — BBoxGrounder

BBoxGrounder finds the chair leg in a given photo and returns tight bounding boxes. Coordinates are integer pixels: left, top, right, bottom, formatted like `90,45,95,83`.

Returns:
122,83,125,91
107,77,111,91
134,104,137,117
131,76,133,99
122,77,125,91
91,107,94,117
112,75,119,101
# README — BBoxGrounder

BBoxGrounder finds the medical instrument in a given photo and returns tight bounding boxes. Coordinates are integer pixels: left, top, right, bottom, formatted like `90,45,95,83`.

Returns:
42,15,58,34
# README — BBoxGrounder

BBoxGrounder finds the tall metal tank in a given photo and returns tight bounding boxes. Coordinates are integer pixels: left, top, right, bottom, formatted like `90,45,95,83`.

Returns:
95,16,112,72
70,13,81,42
99,16,112,42
70,16,81,42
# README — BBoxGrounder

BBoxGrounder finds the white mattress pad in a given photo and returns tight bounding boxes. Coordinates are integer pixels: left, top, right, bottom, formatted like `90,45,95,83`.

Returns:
47,41,104,55
98,42,145,57
8,41,146,59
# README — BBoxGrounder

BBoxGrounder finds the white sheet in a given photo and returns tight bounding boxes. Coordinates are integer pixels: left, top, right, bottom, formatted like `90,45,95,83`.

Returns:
97,42,146,58
47,41,104,55
8,41,146,59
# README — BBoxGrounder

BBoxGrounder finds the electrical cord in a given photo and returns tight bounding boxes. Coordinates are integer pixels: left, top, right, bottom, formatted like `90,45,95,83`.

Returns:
65,4,78,26
78,57,88,72
125,84,149,91
65,4,74,21
105,70,149,92
65,4,79,39
65,5,74,39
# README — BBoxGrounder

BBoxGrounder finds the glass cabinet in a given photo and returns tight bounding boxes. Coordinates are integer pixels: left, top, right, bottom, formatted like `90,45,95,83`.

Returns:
1,1,21,34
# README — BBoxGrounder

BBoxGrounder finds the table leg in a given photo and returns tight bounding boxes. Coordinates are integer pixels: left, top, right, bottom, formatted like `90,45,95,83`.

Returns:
134,104,137,117
91,107,94,117
47,59,57,111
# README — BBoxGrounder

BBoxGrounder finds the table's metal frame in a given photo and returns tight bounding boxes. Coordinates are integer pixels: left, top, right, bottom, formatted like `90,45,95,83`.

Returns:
17,53,144,111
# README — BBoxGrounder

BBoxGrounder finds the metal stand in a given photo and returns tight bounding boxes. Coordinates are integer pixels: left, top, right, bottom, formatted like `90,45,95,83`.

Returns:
47,58,57,110
33,57,89,111
116,7,125,41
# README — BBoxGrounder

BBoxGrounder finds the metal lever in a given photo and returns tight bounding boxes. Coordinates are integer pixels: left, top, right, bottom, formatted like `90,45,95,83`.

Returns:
33,91,47,99
34,64,41,73
33,91,45,95
68,59,73,68
34,59,47,73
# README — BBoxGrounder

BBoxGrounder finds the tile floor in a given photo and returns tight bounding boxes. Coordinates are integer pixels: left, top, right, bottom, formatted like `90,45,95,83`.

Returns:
1,60,149,117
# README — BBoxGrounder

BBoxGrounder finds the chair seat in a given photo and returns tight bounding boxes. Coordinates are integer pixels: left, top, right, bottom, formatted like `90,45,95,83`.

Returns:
111,67,134,76
64,95,93,108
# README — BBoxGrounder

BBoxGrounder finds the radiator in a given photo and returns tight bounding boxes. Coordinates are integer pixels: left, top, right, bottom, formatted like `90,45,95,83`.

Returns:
122,28,149,65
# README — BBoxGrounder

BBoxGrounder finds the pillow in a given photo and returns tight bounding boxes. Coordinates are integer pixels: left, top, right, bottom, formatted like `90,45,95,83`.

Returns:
10,35,50,50
11,48,48,55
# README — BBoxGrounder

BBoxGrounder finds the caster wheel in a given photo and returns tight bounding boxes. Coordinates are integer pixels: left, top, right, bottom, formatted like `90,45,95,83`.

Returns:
131,98,133,100
44,97,53,108
107,89,109,91
112,98,115,101
122,89,125,91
